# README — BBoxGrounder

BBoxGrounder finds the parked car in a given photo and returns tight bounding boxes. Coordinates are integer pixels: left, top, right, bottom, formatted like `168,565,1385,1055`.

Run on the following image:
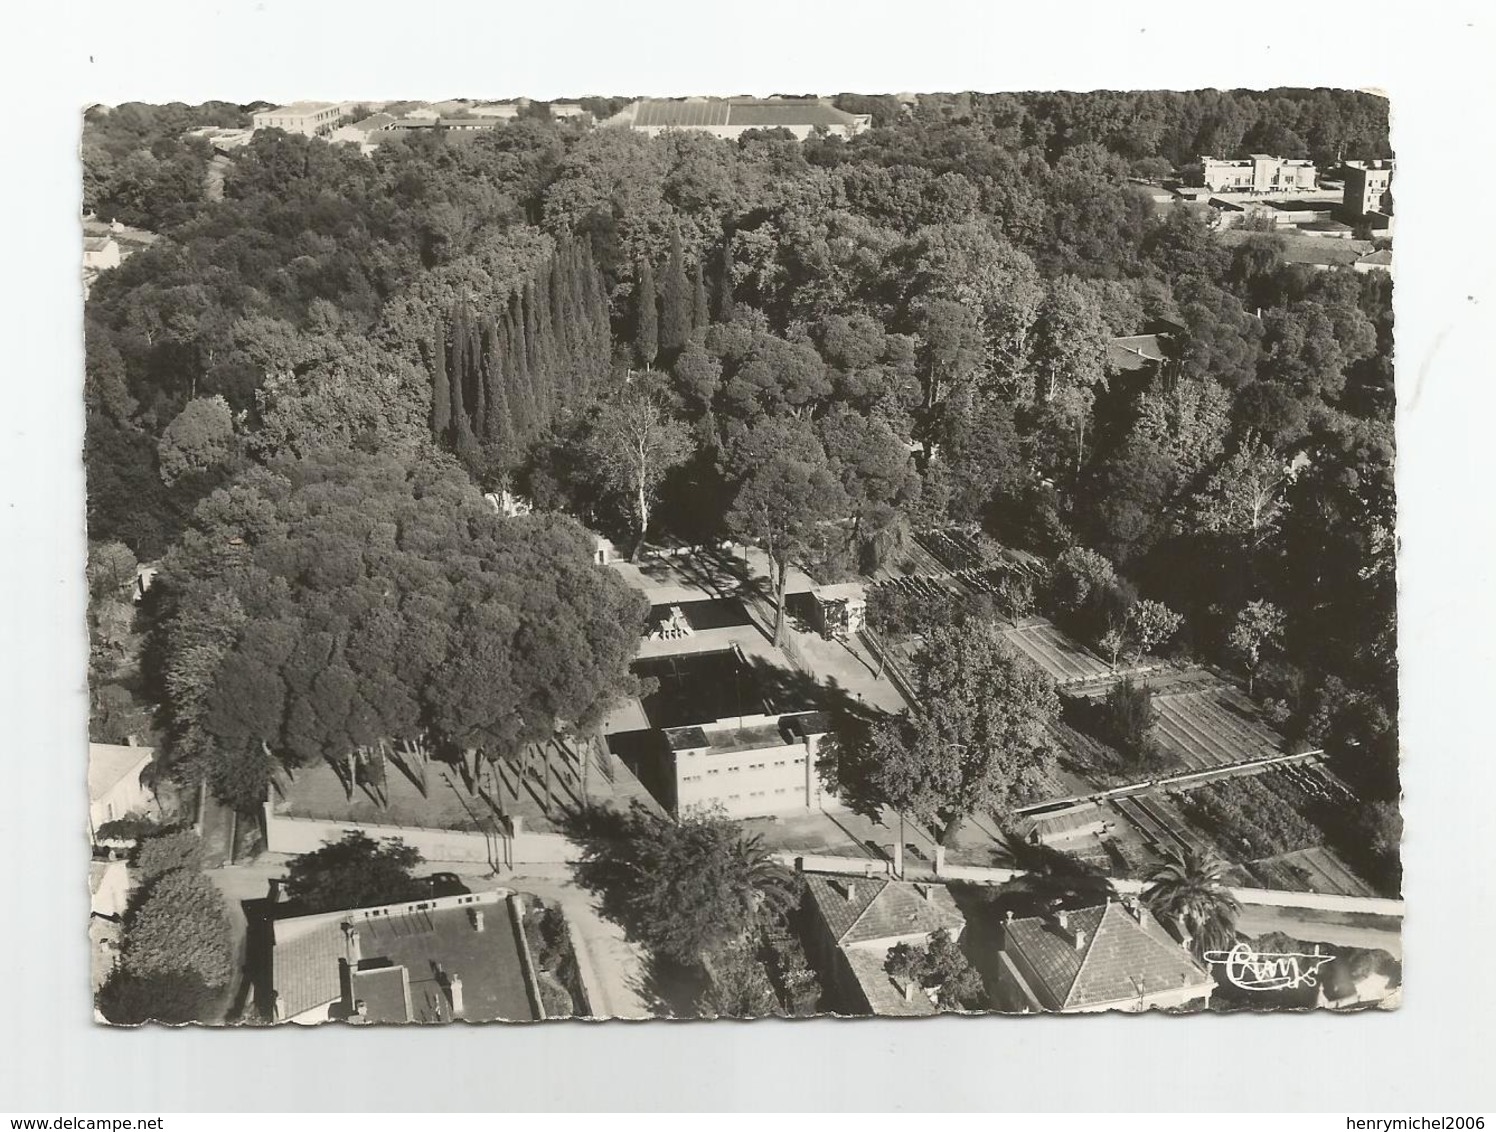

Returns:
422,871,470,897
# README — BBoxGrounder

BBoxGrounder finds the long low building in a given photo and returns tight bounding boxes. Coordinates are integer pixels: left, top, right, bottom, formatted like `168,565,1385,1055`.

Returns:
1200,153,1317,194
606,96,870,140
251,101,349,138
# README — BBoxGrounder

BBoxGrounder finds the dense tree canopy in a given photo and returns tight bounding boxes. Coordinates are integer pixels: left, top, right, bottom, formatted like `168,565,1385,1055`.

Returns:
570,804,797,964
860,622,1061,845
283,831,425,914
86,86,1397,821
156,450,647,806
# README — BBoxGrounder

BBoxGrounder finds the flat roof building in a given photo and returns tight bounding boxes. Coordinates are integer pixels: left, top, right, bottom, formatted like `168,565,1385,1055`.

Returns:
607,96,871,141
608,645,841,819
251,101,349,138
1200,153,1318,194
271,888,540,1024
1340,159,1395,219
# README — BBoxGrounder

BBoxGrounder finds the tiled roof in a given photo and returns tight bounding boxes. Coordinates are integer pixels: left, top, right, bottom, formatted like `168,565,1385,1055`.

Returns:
82,236,114,253
725,99,860,128
843,946,938,1016
87,742,151,801
1004,902,1211,1010
1108,334,1165,372
271,917,346,1020
635,99,731,128
806,875,965,947
1358,249,1393,266
630,97,859,130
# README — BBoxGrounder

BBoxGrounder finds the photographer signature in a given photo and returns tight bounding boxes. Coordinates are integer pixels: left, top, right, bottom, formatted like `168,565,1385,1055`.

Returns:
1202,942,1335,991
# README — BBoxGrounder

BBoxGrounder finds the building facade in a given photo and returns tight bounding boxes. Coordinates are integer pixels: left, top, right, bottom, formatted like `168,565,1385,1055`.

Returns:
667,710,835,820
1200,154,1318,194
1340,159,1395,218
252,102,349,137
87,741,155,839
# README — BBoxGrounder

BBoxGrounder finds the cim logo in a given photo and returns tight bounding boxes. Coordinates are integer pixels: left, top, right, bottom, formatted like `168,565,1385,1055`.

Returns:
1203,942,1336,992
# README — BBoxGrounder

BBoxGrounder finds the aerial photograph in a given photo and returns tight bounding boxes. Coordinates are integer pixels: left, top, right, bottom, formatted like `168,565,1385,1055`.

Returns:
81,88,1400,1025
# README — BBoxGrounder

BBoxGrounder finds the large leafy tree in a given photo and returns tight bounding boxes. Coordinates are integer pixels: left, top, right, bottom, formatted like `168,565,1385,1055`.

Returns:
864,622,1060,845
1228,599,1286,694
585,374,693,560
570,804,797,964
1191,439,1289,548
885,928,986,1010
724,419,848,646
283,831,425,914
157,396,236,486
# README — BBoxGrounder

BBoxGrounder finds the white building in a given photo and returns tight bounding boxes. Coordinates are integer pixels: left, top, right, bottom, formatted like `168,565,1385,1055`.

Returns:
252,102,350,138
666,709,836,820
82,236,120,273
88,741,155,839
1340,159,1395,219
1200,153,1318,194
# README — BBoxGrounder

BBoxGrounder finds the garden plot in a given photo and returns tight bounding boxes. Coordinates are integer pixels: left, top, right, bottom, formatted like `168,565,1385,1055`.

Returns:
1000,618,1114,686
1246,848,1379,899
1151,684,1289,771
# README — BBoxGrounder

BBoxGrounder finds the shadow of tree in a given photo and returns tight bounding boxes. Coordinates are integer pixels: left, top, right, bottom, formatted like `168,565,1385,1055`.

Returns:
987,831,1119,916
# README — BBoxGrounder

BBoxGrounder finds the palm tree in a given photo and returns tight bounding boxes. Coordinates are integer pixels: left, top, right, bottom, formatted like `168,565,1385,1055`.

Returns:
735,831,798,923
1142,845,1241,958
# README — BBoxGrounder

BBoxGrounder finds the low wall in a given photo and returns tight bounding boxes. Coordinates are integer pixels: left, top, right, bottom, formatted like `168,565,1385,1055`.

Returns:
778,851,889,878
1227,886,1404,918
263,807,580,866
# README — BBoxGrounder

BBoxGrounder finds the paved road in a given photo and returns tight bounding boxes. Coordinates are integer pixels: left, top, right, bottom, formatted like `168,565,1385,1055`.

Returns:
1235,905,1403,958
450,862,656,1020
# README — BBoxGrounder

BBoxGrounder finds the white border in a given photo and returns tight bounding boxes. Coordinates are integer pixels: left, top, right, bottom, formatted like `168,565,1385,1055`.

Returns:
3,0,1494,1113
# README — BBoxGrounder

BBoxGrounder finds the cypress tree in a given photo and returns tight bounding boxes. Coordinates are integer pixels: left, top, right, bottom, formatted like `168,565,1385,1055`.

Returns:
692,258,709,332
506,300,538,446
582,240,612,386
660,226,691,353
469,315,486,440
549,250,575,406
430,318,451,440
482,316,514,459
449,303,476,455
635,258,658,370
523,281,551,425
716,241,736,322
